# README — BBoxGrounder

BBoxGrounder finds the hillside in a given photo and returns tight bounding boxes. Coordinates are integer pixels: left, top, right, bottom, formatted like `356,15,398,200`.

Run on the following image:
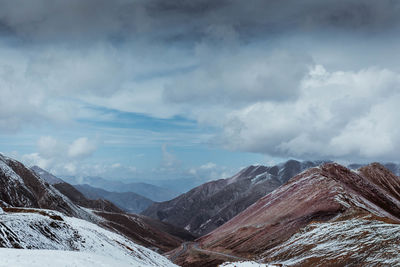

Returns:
143,160,327,236
175,163,400,266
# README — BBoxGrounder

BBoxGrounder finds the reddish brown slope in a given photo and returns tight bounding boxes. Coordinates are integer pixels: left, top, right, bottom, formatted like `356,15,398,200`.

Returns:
197,163,400,259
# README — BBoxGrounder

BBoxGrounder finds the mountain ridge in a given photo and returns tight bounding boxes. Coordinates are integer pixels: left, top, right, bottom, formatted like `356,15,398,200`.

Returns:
143,160,329,236
174,163,400,266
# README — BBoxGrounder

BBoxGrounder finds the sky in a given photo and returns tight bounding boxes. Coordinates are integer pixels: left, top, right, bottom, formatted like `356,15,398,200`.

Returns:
0,0,400,184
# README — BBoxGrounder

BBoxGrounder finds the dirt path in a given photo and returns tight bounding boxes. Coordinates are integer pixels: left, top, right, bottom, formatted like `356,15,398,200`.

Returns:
168,242,251,263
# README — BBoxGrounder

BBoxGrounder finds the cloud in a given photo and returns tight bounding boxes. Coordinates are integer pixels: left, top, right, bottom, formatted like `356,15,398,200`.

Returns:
217,65,400,161
22,136,97,175
1,0,400,166
0,0,398,43
161,144,180,169
68,137,97,158
164,49,311,106
200,162,217,170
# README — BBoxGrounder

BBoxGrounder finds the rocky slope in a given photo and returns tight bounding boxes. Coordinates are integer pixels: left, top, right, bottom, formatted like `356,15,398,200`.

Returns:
0,154,90,220
143,160,327,236
74,184,153,213
179,163,400,266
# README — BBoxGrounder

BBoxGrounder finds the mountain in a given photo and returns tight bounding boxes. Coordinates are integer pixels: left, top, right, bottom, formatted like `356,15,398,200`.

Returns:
0,153,178,266
0,154,92,220
30,166,64,184
0,207,176,267
61,175,179,202
143,160,328,236
176,163,400,266
53,182,124,213
0,154,193,255
30,163,194,252
348,162,400,176
74,184,153,213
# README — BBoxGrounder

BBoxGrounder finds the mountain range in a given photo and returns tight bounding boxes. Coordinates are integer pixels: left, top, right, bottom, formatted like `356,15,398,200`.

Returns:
173,163,400,266
142,160,329,236
73,184,154,213
60,175,179,202
31,166,154,213
2,153,400,266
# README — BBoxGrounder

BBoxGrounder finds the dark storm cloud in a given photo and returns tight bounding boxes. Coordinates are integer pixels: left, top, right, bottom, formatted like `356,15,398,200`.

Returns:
0,0,398,43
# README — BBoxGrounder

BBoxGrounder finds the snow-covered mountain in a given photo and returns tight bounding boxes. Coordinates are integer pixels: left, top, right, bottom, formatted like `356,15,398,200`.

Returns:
0,154,92,220
143,160,328,236
176,163,400,266
0,153,180,266
0,208,176,266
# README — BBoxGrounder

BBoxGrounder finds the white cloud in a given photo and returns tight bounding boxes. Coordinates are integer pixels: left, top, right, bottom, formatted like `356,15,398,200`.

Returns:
161,144,180,168
199,162,217,170
68,137,97,158
22,153,53,170
111,163,122,168
21,136,97,175
216,65,400,161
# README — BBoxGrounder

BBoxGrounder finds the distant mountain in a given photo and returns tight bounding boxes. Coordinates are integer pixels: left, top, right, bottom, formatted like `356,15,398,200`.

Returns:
74,184,153,213
181,163,400,266
61,175,179,202
143,160,328,236
53,182,124,213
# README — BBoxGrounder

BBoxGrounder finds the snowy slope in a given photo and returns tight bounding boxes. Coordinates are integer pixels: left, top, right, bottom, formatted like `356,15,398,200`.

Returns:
0,209,176,267
262,215,400,266
0,248,153,267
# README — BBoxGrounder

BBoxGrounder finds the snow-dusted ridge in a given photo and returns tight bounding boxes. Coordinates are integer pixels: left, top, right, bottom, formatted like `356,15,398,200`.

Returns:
0,208,176,266
0,153,178,266
194,163,400,266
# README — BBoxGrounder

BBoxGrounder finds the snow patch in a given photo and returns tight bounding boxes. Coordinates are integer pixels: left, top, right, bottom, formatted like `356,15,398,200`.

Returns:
0,248,155,267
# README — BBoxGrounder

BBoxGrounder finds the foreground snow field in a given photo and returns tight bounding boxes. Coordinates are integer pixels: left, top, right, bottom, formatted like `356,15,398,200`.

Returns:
0,248,158,267
0,209,177,267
